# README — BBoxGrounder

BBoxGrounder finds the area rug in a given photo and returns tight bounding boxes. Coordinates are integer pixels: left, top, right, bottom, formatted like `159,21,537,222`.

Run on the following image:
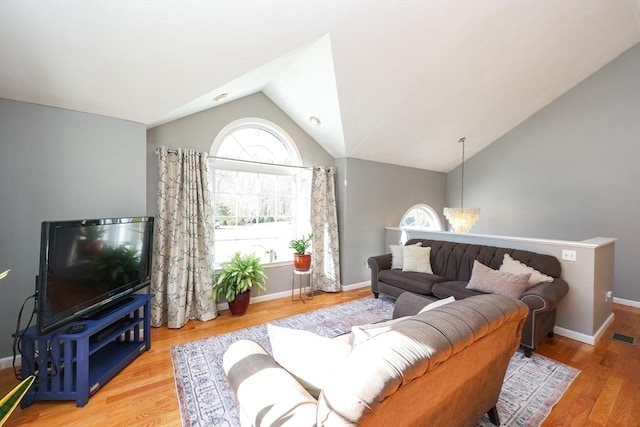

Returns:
171,296,579,427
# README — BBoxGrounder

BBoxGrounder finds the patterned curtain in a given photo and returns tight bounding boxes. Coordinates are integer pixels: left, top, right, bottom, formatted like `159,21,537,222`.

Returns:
310,166,341,292
150,146,217,328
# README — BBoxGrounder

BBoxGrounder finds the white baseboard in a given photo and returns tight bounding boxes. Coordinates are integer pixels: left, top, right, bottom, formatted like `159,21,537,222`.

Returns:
342,281,370,291
0,354,20,370
554,312,616,345
613,297,640,309
215,281,371,312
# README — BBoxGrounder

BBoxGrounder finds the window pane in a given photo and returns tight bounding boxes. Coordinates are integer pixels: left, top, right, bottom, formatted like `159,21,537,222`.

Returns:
399,204,442,231
212,122,309,266
218,128,292,164
212,169,307,265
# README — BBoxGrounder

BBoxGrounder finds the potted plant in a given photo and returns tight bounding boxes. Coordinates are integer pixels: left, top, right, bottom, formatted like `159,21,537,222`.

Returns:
289,233,314,271
214,252,267,316
92,246,140,285
1,375,35,425
79,226,105,258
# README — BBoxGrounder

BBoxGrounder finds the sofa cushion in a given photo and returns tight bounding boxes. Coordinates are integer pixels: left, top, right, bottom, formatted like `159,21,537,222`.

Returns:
351,295,454,347
392,292,438,318
348,297,454,346
432,281,484,300
404,239,562,281
350,317,407,346
467,260,531,299
379,269,447,295
402,245,432,273
500,253,554,287
268,324,351,398
418,295,455,313
390,242,421,269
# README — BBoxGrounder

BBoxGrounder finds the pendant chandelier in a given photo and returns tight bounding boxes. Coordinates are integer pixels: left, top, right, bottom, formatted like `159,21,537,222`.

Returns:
444,137,480,233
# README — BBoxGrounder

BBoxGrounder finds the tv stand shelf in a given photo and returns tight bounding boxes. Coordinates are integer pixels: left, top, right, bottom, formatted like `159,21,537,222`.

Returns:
16,294,153,407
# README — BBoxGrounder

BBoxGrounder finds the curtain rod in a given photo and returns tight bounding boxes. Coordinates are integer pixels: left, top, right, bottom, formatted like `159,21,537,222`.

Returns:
157,148,313,170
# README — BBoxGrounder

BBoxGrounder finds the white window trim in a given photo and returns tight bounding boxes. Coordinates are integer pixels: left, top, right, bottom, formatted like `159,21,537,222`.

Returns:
210,117,303,167
399,204,443,231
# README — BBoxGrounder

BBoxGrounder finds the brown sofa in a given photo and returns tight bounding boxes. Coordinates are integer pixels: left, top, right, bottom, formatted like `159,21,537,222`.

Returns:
223,294,529,427
368,238,569,356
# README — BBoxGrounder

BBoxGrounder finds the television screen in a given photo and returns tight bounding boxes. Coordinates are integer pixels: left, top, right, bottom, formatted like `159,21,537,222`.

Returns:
37,216,154,335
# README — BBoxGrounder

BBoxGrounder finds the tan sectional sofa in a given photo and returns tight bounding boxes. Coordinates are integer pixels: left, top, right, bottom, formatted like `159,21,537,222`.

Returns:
223,294,529,427
368,238,569,356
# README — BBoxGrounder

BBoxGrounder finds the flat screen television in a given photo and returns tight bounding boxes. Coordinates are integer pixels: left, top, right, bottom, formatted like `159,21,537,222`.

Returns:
36,216,154,335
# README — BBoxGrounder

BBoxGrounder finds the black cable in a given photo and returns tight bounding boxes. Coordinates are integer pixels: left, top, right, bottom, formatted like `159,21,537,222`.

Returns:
13,293,37,380
44,331,64,379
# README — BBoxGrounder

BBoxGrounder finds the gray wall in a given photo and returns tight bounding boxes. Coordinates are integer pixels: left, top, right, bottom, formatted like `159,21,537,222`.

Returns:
146,92,335,296
448,43,640,302
0,98,147,359
337,158,447,285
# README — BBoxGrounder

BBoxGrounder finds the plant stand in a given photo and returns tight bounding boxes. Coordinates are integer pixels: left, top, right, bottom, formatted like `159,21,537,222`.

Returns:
291,269,312,303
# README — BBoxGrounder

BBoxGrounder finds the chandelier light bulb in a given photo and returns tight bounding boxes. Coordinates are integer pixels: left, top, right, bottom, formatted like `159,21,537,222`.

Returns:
443,136,480,233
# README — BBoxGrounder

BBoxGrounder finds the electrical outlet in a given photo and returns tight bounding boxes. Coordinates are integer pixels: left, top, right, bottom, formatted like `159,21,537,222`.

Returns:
364,261,370,270
562,250,577,262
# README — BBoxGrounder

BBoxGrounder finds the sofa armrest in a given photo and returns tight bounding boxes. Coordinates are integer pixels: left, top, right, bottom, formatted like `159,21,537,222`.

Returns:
392,292,437,319
519,278,569,313
223,340,317,426
368,254,393,295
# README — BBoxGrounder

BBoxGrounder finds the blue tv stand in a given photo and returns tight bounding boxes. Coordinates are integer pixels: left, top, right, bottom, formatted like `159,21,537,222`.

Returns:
17,293,153,407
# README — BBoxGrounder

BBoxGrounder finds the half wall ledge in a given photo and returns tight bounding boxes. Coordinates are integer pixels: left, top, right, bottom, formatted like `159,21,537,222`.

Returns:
385,228,616,346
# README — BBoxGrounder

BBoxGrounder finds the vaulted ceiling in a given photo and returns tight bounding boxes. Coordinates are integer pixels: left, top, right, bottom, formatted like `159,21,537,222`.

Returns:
1,1,638,172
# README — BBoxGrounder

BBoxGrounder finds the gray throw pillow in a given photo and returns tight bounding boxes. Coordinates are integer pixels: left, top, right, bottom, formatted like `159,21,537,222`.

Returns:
467,260,531,299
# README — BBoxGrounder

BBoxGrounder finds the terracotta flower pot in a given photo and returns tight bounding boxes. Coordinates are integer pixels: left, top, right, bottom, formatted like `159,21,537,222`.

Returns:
228,290,251,316
293,253,311,271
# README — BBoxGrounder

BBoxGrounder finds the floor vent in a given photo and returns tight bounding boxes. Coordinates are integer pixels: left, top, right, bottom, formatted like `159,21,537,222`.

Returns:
610,332,637,345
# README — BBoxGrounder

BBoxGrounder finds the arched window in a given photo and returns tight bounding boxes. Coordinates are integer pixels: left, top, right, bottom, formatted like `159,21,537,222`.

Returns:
398,204,443,242
210,118,311,265
213,119,301,165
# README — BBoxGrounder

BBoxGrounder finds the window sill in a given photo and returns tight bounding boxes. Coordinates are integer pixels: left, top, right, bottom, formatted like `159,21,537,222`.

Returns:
213,260,293,271
262,260,294,269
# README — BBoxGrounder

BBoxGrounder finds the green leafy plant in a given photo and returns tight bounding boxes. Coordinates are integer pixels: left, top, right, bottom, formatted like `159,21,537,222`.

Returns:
0,375,35,424
289,233,314,255
93,246,140,284
214,252,267,302
0,269,36,424
81,225,105,240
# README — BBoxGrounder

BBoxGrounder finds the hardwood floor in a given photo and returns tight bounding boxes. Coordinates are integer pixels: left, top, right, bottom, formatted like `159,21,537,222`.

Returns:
536,303,640,427
1,288,638,427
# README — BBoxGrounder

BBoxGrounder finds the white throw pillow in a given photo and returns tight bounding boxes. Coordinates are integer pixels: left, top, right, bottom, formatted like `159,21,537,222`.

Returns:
267,324,351,398
390,244,404,269
349,317,407,347
390,242,421,269
402,245,433,273
499,253,554,288
418,296,456,313
467,260,531,299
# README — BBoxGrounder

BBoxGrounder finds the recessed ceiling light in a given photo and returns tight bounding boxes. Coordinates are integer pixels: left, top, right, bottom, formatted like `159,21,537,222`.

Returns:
213,93,228,102
309,116,321,126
